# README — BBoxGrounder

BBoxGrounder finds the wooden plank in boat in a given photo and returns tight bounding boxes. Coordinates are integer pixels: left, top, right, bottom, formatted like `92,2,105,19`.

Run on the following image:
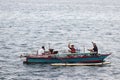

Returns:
51,62,111,66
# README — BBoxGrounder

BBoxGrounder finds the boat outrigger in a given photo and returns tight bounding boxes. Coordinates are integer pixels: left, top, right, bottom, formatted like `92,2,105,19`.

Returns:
21,50,111,64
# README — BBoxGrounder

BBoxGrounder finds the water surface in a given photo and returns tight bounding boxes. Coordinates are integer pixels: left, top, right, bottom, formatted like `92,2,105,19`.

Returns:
0,0,120,80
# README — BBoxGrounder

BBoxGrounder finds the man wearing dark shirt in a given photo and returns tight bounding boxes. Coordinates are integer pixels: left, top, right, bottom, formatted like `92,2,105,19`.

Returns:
93,42,98,54
88,42,98,54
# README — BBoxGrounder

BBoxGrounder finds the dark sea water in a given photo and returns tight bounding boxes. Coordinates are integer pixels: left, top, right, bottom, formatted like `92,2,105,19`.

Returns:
0,0,120,80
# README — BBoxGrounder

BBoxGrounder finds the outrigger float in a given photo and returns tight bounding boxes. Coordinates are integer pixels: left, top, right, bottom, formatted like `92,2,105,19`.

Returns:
21,50,111,66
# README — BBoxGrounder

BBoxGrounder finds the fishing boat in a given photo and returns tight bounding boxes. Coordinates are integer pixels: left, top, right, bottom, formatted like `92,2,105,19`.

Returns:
22,51,111,64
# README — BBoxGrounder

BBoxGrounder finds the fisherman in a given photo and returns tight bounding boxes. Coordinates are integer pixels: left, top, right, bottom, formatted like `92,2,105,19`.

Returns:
68,43,76,53
88,42,98,55
37,46,45,55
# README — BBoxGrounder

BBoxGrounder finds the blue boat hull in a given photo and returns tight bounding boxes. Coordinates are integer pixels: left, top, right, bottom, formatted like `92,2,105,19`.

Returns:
24,53,111,63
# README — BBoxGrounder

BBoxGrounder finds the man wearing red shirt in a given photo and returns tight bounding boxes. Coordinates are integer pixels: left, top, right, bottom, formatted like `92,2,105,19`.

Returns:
68,43,76,53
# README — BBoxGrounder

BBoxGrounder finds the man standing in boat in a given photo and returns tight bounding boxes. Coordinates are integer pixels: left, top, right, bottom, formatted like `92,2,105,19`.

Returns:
68,43,76,53
88,42,98,55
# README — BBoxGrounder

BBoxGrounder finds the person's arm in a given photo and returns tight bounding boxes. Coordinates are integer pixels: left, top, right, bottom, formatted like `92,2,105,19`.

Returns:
68,43,71,49
88,48,94,52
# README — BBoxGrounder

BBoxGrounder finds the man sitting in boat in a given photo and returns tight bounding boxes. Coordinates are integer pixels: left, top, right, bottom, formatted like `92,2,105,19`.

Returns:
68,43,76,53
88,42,98,55
37,46,45,55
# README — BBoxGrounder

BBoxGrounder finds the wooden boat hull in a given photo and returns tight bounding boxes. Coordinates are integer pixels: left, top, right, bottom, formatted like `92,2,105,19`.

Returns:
23,53,111,64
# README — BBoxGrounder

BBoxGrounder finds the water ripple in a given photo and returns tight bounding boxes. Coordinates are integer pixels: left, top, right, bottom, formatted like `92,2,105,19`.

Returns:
0,0,120,80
